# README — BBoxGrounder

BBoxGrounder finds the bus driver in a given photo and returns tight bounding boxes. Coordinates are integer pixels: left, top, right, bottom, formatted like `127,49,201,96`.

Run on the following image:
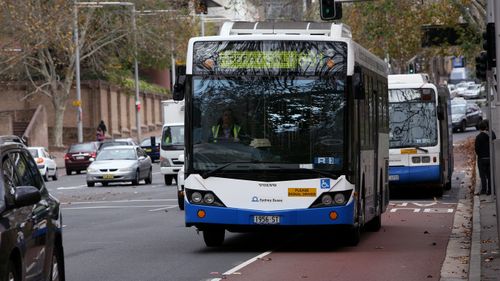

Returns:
211,108,242,143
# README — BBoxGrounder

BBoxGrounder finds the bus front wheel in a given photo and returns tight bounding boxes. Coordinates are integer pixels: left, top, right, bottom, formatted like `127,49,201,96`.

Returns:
344,225,361,246
203,228,225,247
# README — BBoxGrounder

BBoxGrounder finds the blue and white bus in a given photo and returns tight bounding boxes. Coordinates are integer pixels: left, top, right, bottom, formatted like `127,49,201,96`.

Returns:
173,21,389,247
388,74,453,195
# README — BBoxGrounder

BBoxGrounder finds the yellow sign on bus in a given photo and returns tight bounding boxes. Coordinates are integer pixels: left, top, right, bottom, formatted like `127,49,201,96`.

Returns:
288,188,316,197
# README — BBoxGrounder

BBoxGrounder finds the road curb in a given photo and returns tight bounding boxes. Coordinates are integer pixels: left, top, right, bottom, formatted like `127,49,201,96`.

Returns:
468,195,481,280
440,197,472,281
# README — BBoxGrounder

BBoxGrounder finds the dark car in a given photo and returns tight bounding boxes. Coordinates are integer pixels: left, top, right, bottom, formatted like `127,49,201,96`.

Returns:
0,138,65,281
64,142,99,175
139,136,160,162
451,99,483,132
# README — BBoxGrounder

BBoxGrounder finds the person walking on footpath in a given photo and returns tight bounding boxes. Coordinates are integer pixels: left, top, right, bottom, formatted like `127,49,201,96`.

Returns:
97,120,107,137
475,120,496,195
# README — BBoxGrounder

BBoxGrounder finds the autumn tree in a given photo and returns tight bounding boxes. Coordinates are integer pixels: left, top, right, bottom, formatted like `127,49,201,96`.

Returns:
0,0,198,147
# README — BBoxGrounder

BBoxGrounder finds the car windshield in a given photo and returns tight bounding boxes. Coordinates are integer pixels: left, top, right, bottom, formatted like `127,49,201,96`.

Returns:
389,88,438,148
28,148,40,158
69,143,95,152
451,104,466,115
142,137,161,146
96,148,137,160
100,141,129,150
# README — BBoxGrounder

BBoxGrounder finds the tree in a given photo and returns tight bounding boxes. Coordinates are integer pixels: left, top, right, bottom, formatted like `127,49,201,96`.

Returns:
0,0,198,147
340,0,483,75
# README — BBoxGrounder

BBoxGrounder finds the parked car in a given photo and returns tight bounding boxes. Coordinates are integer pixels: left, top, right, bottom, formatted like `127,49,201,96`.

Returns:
86,145,152,187
0,139,65,281
28,146,58,181
64,142,99,175
140,136,161,162
451,98,483,132
97,138,137,154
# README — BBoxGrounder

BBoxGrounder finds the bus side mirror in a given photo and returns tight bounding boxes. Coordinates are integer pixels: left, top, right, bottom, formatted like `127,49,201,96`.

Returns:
173,75,186,101
353,68,364,100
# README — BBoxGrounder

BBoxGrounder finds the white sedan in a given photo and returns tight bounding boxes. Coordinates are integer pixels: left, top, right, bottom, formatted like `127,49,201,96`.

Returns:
28,146,58,181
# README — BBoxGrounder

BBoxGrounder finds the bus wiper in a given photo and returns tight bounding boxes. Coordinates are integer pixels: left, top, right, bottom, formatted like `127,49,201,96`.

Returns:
295,168,337,179
414,146,429,153
201,160,263,179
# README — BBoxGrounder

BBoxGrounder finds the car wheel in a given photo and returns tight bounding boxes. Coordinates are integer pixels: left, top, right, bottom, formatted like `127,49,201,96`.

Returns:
164,175,173,186
50,243,65,281
43,171,49,182
87,182,95,187
203,228,225,247
476,118,483,130
460,120,466,132
52,168,58,181
145,169,152,184
65,169,72,176
132,170,140,185
7,259,20,281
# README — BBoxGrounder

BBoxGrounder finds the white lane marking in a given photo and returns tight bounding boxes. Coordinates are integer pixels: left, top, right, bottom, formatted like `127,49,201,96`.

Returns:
148,206,178,212
63,205,174,210
57,185,87,190
210,251,273,281
61,199,176,205
390,208,421,213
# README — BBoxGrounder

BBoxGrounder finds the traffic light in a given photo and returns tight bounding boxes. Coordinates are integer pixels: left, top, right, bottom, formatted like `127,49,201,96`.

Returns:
483,22,496,68
320,0,342,20
475,51,487,81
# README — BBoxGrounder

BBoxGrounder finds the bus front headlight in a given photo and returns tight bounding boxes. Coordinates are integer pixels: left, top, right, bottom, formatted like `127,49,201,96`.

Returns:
191,192,202,203
321,194,333,205
333,193,346,205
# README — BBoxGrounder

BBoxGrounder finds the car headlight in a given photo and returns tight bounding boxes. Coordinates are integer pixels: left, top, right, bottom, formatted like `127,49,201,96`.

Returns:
87,167,98,173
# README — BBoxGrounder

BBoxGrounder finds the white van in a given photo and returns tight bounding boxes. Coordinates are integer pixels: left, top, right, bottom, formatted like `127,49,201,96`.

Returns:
160,100,184,185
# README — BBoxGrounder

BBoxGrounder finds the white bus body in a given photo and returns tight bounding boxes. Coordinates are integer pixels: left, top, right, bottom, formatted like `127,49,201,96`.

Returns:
177,22,389,247
388,74,453,195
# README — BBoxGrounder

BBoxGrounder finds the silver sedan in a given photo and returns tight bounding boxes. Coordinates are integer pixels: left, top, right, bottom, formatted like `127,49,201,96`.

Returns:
86,145,153,187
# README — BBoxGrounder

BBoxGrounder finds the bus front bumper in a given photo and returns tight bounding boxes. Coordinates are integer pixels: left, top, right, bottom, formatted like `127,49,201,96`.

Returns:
185,201,355,230
389,165,440,184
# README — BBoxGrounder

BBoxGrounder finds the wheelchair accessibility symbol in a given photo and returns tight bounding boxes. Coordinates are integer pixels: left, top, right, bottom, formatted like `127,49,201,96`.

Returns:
320,179,330,189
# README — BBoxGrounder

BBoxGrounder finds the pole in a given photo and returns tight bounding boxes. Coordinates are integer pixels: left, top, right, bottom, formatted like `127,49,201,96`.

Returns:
200,14,205,36
491,0,500,250
73,1,83,143
170,38,176,89
131,5,141,143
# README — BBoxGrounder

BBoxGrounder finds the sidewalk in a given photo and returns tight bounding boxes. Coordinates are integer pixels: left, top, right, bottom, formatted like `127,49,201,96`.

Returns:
470,185,500,280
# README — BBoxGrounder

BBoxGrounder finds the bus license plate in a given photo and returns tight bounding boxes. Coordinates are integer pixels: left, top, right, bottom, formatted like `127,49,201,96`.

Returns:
103,174,114,179
253,215,280,225
389,175,399,181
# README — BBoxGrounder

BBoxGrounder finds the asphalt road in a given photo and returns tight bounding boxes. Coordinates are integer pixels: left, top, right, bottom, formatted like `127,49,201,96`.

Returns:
44,154,464,281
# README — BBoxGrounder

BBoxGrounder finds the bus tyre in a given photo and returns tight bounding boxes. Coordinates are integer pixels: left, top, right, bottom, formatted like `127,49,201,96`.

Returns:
164,175,173,186
344,225,361,246
178,191,185,210
365,215,382,232
203,228,225,247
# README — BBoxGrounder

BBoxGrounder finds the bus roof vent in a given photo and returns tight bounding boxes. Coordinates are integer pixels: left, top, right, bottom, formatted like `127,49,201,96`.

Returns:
388,73,431,84
220,21,352,38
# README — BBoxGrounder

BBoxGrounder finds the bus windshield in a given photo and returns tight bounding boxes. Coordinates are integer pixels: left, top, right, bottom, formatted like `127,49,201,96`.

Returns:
389,88,438,148
191,76,346,173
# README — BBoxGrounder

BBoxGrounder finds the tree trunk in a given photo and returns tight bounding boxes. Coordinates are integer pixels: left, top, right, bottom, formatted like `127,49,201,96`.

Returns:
51,86,69,148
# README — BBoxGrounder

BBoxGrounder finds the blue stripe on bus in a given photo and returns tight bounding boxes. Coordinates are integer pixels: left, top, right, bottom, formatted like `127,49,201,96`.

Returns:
185,200,355,226
389,165,441,184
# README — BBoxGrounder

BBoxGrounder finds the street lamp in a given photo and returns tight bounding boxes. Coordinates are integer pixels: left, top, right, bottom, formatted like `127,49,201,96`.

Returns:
73,1,141,143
